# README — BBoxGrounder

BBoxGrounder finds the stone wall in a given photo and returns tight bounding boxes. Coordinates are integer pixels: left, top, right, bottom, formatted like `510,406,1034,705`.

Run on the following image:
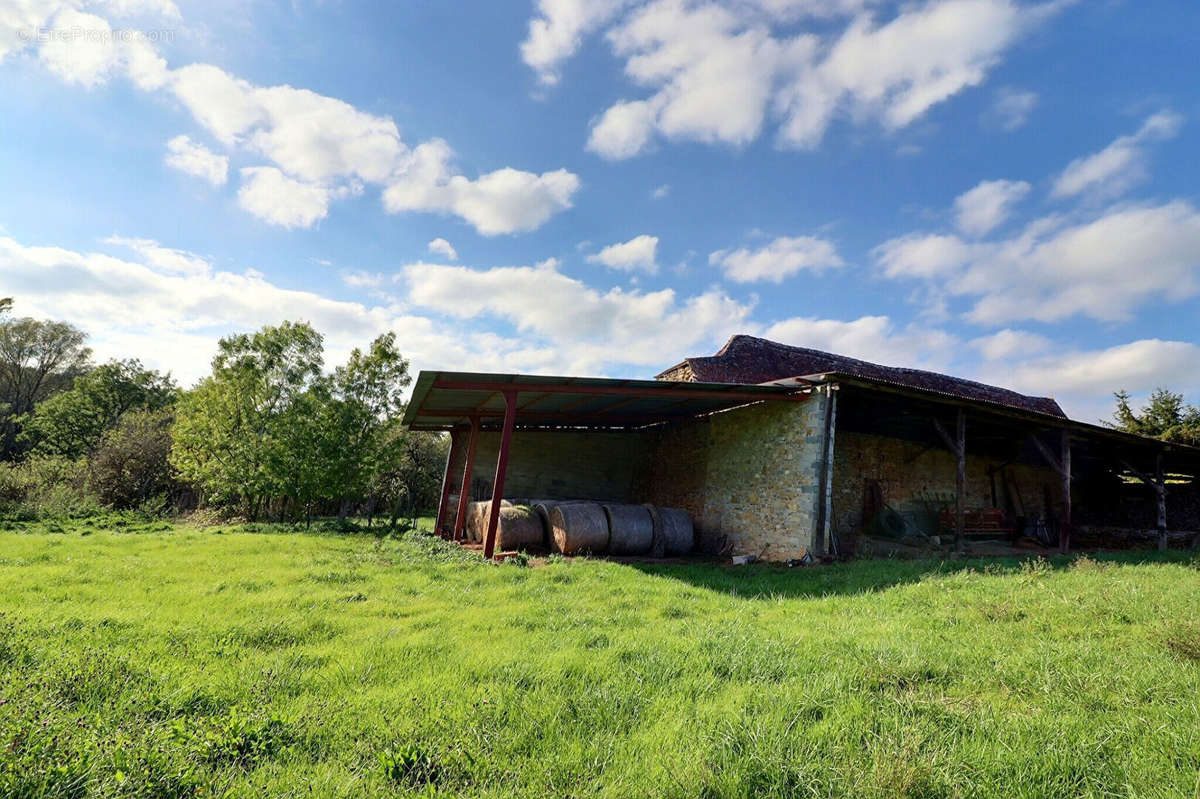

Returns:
447,429,649,503
636,393,831,560
831,429,1061,540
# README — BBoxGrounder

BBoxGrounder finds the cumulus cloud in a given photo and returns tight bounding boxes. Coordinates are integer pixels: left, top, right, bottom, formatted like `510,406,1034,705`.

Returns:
2,8,579,234
711,235,843,283
762,314,959,371
876,201,1200,323
1051,111,1183,200
953,179,1030,237
969,328,1050,360
401,258,753,374
427,237,458,261
164,134,228,186
586,234,659,273
567,0,1063,158
237,167,339,229
522,0,633,86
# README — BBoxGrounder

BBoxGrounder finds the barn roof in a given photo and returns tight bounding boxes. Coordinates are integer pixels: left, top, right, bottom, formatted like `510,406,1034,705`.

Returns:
658,334,1068,419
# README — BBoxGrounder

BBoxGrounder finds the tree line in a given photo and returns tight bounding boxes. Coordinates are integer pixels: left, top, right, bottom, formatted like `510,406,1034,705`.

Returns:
0,298,447,527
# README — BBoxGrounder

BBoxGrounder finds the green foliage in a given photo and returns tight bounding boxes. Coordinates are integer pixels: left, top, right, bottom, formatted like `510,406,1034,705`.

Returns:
0,315,91,459
23,359,177,458
3,528,1200,797
0,455,98,520
87,408,179,509
1111,387,1200,445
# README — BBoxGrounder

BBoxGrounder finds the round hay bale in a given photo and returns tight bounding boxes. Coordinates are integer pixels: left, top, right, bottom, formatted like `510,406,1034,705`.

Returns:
550,502,610,555
466,500,511,542
602,504,654,555
529,501,579,546
496,505,545,551
645,505,694,556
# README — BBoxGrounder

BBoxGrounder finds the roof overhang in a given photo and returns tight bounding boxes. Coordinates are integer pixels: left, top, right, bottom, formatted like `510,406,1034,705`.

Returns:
402,370,811,431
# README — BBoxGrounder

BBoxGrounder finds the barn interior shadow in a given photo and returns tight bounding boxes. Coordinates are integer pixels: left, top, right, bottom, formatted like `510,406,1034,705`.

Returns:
625,548,1199,600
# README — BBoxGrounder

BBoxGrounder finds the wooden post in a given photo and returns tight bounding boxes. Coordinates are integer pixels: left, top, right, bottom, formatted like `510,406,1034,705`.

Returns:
433,429,462,538
812,385,837,557
932,410,966,554
1155,452,1168,551
482,391,517,560
1060,430,1071,555
451,416,480,542
954,409,966,555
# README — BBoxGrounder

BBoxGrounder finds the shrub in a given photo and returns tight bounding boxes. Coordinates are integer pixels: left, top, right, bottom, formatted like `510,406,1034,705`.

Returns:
87,408,178,510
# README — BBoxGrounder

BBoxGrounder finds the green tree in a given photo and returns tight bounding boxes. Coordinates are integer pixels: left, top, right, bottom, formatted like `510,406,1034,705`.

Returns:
23,359,177,457
0,315,92,459
0,298,12,316
323,332,412,521
171,321,324,518
88,408,178,509
370,425,448,529
1111,388,1200,446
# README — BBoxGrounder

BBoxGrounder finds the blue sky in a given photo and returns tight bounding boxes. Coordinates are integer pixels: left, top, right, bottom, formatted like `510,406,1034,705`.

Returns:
1,0,1198,422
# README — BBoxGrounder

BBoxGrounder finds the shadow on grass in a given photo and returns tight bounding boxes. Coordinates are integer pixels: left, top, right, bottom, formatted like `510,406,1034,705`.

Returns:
627,549,1200,600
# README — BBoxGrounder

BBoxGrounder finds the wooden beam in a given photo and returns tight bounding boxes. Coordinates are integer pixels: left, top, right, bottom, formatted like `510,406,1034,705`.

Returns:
431,378,807,403
1156,452,1168,551
813,387,837,556
482,391,517,560
954,409,965,555
1029,434,1063,476
451,417,479,542
433,428,462,539
1060,429,1071,554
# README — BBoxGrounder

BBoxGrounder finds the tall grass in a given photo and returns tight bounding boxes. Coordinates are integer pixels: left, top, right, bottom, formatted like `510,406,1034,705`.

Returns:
1,524,1199,797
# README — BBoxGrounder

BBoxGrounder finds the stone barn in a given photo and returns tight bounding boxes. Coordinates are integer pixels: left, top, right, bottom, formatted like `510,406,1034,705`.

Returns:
403,335,1200,561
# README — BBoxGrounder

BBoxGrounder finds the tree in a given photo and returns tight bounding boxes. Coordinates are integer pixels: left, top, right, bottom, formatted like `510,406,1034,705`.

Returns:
370,425,448,529
0,298,11,317
23,359,177,457
323,333,412,521
88,408,178,509
171,321,324,518
1111,388,1200,446
0,316,91,459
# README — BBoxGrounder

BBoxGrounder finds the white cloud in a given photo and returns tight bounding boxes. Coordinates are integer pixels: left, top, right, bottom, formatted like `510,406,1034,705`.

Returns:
711,235,843,283
586,234,659,273
652,183,670,199
3,11,579,234
522,0,633,86
427,237,458,261
969,328,1050,360
876,201,1200,323
104,235,210,275
164,134,228,186
761,314,959,371
382,140,580,235
985,87,1037,131
237,167,336,229
401,258,752,374
953,179,1030,237
979,339,1200,423
1051,111,1183,200
573,0,1063,158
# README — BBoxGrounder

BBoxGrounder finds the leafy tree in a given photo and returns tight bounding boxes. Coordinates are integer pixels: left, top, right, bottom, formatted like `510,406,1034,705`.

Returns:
0,315,91,459
1111,388,1200,446
88,408,178,509
0,298,11,316
23,359,177,457
323,332,412,520
370,425,448,529
171,321,324,518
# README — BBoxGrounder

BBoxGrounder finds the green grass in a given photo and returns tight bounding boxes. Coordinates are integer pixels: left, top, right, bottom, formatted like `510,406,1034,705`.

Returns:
2,522,1200,798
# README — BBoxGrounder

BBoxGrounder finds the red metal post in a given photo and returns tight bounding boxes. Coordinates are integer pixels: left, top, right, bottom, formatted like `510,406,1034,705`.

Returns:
451,416,480,541
433,428,462,539
482,390,518,560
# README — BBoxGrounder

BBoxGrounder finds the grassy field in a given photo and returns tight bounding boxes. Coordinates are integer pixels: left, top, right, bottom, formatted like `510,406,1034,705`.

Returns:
2,521,1200,798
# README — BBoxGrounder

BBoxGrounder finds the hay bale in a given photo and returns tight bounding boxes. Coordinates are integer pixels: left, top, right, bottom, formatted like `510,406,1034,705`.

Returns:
530,501,578,545
496,505,545,551
602,504,654,555
550,502,610,555
645,505,694,557
466,500,511,542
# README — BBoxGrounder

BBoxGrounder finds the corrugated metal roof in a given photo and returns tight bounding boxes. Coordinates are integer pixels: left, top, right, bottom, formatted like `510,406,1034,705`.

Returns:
402,370,810,431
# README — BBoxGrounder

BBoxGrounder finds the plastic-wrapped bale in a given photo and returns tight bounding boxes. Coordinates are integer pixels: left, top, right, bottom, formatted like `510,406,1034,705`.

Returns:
466,500,510,542
550,502,610,555
602,504,654,555
495,505,546,550
645,505,695,557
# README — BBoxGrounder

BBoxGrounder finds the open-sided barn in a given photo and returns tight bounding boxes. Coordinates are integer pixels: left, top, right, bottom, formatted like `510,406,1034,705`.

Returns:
403,335,1200,561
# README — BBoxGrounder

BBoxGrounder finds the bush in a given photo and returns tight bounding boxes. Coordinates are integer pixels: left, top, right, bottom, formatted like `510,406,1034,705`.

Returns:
0,455,98,519
87,409,178,509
